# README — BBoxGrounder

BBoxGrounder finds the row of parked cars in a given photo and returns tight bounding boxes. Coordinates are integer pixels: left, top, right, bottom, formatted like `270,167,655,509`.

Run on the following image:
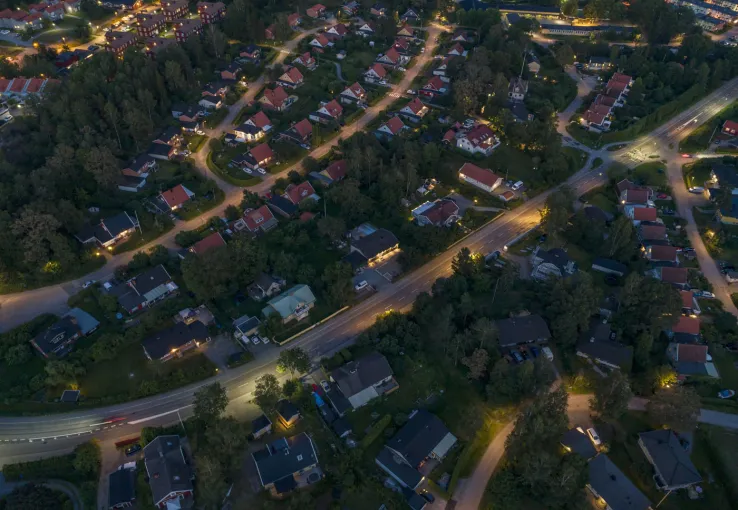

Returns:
505,345,554,364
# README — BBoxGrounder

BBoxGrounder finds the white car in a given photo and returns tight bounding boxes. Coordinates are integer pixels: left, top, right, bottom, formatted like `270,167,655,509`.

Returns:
82,280,96,289
355,280,369,291
261,336,270,344
0,30,9,35
251,336,261,345
700,291,715,299
244,168,253,174
406,89,416,95
688,186,704,194
257,168,266,175
542,346,554,361
587,427,602,446
320,380,330,393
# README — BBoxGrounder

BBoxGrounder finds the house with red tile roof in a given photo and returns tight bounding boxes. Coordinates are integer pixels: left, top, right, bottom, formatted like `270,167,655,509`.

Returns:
249,143,274,167
723,120,738,136
419,76,449,99
281,118,313,145
327,23,349,38
357,21,375,35
458,162,502,193
191,232,226,255
377,47,405,67
393,37,410,53
456,124,500,156
397,23,414,37
412,199,460,227
159,184,194,210
259,86,292,111
287,12,301,28
340,82,366,104
174,18,203,43
293,52,316,70
399,97,429,120
309,99,343,124
265,24,276,40
667,342,717,379
136,13,165,38
309,33,332,49
306,3,326,18
239,205,278,233
653,267,688,288
639,224,667,242
644,245,678,264
365,63,387,82
106,31,137,57
680,290,700,315
376,116,407,138
669,316,700,337
285,181,318,205
447,43,467,58
321,160,347,182
278,66,304,89
162,0,188,21
0,77,58,97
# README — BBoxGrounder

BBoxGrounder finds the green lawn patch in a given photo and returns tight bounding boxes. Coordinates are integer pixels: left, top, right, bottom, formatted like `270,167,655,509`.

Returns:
186,134,208,153
111,222,175,254
591,157,604,169
0,251,105,295
206,150,260,187
683,160,715,190
680,101,738,153
632,161,667,188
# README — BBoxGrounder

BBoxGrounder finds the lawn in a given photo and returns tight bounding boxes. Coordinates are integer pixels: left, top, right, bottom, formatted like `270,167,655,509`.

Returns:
683,160,715,190
632,161,667,188
699,425,738,502
581,188,617,214
111,222,175,254
186,134,208,153
679,101,738,153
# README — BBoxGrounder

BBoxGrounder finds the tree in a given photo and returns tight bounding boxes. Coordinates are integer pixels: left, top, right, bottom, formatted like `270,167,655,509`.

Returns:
282,379,299,398
317,215,345,242
73,440,100,476
193,383,229,424
322,262,353,307
84,146,120,190
253,374,281,414
5,343,31,365
647,386,701,432
1,483,72,510
224,204,240,221
590,370,633,421
276,347,311,378
461,348,490,380
451,247,481,279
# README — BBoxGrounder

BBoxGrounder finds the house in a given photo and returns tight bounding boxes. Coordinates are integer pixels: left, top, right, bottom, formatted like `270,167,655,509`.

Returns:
159,184,194,211
667,343,718,378
293,52,316,70
108,265,178,314
123,154,157,178
161,0,188,21
365,63,388,82
349,228,399,266
531,247,577,280
587,454,651,510
234,111,272,142
591,257,627,277
377,410,457,489
317,159,347,184
252,433,321,495
276,399,301,428
144,436,193,509
621,188,654,207
452,29,474,43
342,0,359,15
310,33,332,49
586,56,611,71
576,319,633,370
147,142,176,161
265,24,276,40
197,1,225,24
496,314,551,347
262,284,317,323
202,82,229,99
329,352,398,412
64,308,100,336
136,13,165,38
173,18,203,43
247,272,283,301
282,119,313,145
370,3,387,16
278,66,304,89
268,195,299,217
154,126,184,146
239,44,261,63
75,212,138,249
287,12,301,28
377,47,404,67
653,266,689,288
340,82,366,104
248,143,275,169
376,116,407,138
420,76,449,98
645,245,678,265
30,317,82,358
627,206,658,224
447,43,467,58
309,99,343,124
681,290,701,316
722,119,738,136
260,86,291,111
508,76,528,101
411,199,460,227
108,467,136,509
456,124,500,156
306,3,326,18
397,23,414,37
219,61,241,81
639,224,667,245
327,23,349,38
172,104,201,123
582,104,612,132
285,181,318,205
105,31,137,57
142,320,209,362
458,162,502,193
561,427,597,459
393,37,410,53
638,430,702,490
399,97,429,121
198,95,222,110
400,8,419,21
357,21,375,35
237,205,278,234
668,316,700,341
190,232,226,255
251,414,272,440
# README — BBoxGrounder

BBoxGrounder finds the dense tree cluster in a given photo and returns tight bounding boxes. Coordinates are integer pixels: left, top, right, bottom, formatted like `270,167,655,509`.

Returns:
0,483,72,510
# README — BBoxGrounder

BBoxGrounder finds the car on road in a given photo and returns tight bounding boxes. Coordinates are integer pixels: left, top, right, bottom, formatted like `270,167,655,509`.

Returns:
718,389,735,399
257,168,266,175
82,280,96,289
320,380,330,393
355,280,369,291
681,153,692,158
463,118,475,128
587,427,602,446
125,444,142,456
688,186,704,194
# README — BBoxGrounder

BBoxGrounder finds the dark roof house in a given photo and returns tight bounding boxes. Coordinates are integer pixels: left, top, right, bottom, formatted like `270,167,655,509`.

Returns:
587,454,651,510
252,433,320,494
329,352,398,411
496,315,551,347
142,320,209,362
108,468,136,509
350,228,399,263
561,427,597,459
143,436,193,508
31,317,81,358
638,429,702,490
576,319,633,370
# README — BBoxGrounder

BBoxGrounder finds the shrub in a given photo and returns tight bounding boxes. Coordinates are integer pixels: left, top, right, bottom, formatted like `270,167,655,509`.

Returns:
360,414,392,450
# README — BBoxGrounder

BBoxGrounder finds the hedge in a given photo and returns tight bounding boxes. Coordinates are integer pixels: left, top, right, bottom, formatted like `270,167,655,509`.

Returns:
2,454,76,481
360,414,392,450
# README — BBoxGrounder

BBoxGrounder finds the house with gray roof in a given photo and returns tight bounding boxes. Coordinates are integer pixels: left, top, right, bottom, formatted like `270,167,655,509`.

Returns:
587,454,651,510
531,246,577,280
592,257,628,277
63,307,100,336
30,317,82,358
576,319,633,371
496,314,551,347
329,352,398,412
143,435,193,509
252,433,321,495
108,467,136,509
561,426,597,459
262,284,316,323
75,211,138,248
638,429,702,490
142,320,210,362
349,227,399,265
108,264,178,314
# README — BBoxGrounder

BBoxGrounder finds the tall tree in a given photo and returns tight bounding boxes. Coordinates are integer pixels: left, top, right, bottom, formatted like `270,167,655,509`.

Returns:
590,370,633,421
276,347,311,378
253,374,281,414
647,386,701,432
193,383,229,424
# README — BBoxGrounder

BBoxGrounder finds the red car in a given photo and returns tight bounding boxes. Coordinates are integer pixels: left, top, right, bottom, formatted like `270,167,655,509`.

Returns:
657,193,668,199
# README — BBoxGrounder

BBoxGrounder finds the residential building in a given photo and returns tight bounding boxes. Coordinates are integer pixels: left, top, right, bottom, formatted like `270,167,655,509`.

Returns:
653,266,689,288
105,31,136,57
173,19,203,43
63,308,100,337
342,0,359,15
587,454,651,510
287,12,301,28
586,56,611,71
236,205,278,235
136,13,165,38
328,352,398,413
508,76,528,101
147,142,176,161
268,195,299,217
627,206,658,224
357,21,375,35
278,66,304,89
456,124,500,156
452,29,474,43
399,97,429,121
247,143,274,169
397,22,414,37
234,111,272,142
118,175,147,193
576,319,633,370
247,272,283,301
285,181,318,205
172,103,201,123
310,33,332,48
644,245,678,265
31,316,82,358
639,224,668,244
108,467,136,509
142,320,209,362
197,1,225,23
447,43,467,58
667,342,718,378
75,212,138,249
667,315,700,342
561,427,597,459
419,76,449,99
282,118,313,145
317,159,347,184
638,429,702,490
377,410,457,490
293,52,316,70
681,290,701,315
265,24,276,40
722,119,738,136
251,414,272,439
458,162,502,192
496,314,551,347
411,199,460,227
306,3,326,18
591,258,627,277
400,8,419,21
393,37,410,53
159,184,194,211
0,77,58,98
348,228,399,266
260,86,291,111
190,232,226,255
277,399,301,427
531,247,577,280
108,265,178,314
144,436,193,508
365,62,388,82
340,82,366,104
262,284,317,323
161,0,188,21
376,116,407,138
327,23,349,38
239,44,261,62
309,99,343,124
371,3,387,16
377,47,407,67
252,433,321,495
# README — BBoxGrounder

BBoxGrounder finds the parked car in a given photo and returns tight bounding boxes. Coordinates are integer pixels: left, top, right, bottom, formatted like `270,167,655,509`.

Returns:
257,168,266,175
718,389,735,399
688,186,704,194
463,118,475,128
125,444,142,456
406,89,416,95
696,290,715,298
355,280,369,291
82,280,96,289
530,346,539,358
542,346,554,361
657,193,668,199
251,336,261,345
320,380,330,393
88,44,100,52
587,427,602,446
511,351,524,363
520,348,530,360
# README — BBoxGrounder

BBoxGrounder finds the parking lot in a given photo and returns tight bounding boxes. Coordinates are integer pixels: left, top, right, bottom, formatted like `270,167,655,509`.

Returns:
352,252,403,292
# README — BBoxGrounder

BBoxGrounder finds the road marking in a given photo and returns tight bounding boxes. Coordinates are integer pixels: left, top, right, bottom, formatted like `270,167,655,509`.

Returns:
128,405,193,425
